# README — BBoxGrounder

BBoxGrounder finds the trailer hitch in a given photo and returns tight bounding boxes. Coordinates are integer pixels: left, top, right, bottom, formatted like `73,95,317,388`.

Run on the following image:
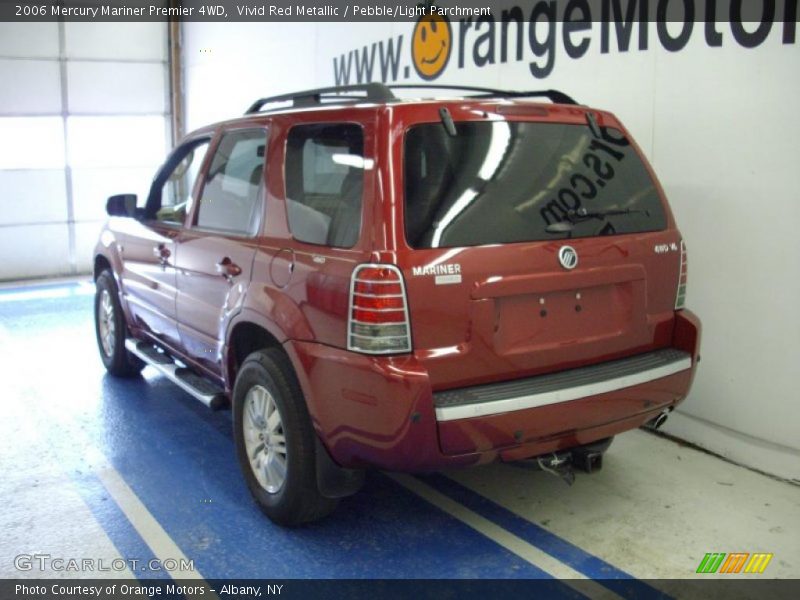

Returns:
536,452,575,486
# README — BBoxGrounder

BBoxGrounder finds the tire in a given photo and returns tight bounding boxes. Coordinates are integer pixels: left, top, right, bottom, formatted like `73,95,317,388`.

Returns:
233,348,337,526
94,270,144,377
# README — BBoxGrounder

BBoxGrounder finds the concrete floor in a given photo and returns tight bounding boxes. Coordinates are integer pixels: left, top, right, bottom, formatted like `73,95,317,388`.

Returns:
1,280,798,596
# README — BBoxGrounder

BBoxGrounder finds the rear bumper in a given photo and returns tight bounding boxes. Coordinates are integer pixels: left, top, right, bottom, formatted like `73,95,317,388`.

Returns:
285,309,701,472
434,348,691,422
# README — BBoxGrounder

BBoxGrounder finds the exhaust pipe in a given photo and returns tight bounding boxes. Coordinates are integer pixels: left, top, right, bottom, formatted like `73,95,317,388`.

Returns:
645,410,670,431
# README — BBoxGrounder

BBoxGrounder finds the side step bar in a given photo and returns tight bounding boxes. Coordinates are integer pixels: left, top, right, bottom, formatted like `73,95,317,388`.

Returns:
125,339,227,410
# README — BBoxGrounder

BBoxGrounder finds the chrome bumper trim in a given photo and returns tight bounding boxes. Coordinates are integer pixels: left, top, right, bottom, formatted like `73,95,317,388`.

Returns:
434,349,692,422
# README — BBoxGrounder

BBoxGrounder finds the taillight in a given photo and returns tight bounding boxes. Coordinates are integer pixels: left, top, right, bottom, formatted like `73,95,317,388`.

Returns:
675,240,687,309
348,264,412,354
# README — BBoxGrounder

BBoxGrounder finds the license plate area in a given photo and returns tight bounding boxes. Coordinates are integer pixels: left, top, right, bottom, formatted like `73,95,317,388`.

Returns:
492,282,640,355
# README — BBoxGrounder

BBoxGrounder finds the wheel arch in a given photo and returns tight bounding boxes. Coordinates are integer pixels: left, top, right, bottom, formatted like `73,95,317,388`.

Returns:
225,316,329,434
229,333,363,504
94,254,112,280
225,313,289,391
94,251,138,333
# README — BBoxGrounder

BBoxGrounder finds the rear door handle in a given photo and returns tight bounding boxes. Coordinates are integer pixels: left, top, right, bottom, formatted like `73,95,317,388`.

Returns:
216,257,242,280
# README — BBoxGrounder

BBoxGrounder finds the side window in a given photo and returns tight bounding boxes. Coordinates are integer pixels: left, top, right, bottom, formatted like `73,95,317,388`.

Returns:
285,123,365,248
147,139,210,225
195,129,266,236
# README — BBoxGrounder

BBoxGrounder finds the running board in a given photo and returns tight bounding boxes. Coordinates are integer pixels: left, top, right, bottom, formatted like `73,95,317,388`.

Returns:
125,339,227,410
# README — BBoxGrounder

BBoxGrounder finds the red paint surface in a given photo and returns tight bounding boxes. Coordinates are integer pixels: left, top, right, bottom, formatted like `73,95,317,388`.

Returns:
96,97,701,471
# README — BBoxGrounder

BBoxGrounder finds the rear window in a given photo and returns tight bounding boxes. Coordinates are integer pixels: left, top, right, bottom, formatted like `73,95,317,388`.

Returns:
403,121,667,248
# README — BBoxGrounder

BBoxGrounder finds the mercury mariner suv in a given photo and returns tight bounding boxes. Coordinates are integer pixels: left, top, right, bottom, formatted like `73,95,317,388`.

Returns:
93,84,701,525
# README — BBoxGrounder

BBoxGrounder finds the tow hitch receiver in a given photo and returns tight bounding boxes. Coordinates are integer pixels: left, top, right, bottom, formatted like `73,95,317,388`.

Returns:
571,448,603,474
526,438,614,485
570,437,614,475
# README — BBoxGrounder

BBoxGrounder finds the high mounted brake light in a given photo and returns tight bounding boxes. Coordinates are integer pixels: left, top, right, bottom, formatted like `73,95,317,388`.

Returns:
347,264,412,354
676,240,688,310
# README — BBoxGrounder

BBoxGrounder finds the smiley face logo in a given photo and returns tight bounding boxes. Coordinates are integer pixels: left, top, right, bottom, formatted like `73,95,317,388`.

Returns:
411,14,452,80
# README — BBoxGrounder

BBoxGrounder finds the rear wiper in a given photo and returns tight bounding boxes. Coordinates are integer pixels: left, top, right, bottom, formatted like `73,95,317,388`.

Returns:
566,207,650,222
544,207,649,236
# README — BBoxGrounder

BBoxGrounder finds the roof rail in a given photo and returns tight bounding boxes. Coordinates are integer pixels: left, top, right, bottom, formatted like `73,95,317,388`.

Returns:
388,84,578,105
244,83,578,115
245,83,396,114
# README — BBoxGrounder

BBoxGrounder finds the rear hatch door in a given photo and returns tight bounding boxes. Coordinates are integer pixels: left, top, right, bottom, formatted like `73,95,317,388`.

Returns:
398,114,683,390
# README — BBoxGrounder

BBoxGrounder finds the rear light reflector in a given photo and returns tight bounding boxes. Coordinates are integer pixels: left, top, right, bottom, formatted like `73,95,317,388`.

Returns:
352,294,405,310
675,240,688,309
354,280,403,296
352,308,407,324
348,264,412,354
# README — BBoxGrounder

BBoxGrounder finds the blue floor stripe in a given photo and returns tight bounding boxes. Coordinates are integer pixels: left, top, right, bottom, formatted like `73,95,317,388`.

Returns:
89,370,579,582
0,279,89,294
70,470,170,580
3,284,651,591
0,282,93,304
0,284,87,303
418,474,670,599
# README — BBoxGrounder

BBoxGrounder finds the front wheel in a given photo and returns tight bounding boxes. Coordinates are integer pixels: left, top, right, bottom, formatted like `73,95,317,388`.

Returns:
233,348,337,526
94,270,144,377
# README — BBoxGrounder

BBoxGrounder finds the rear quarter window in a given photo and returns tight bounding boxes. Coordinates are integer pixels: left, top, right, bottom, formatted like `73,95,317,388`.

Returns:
403,121,667,248
284,123,365,248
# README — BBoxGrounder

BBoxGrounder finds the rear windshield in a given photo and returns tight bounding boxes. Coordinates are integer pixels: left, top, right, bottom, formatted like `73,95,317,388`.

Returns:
403,121,667,248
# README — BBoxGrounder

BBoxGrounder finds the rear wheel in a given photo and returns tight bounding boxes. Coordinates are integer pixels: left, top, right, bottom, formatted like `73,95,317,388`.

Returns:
233,348,337,526
94,270,144,377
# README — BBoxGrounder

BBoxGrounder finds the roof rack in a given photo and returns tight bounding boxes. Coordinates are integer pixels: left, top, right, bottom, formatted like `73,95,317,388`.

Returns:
244,83,578,114
245,83,395,114
388,84,578,105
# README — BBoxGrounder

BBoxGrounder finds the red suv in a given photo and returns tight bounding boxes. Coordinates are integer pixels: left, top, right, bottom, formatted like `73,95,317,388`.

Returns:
94,84,701,525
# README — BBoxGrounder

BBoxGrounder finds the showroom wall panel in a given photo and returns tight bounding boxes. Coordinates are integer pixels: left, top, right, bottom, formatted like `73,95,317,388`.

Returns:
64,22,166,61
67,62,167,114
1,224,72,279
0,114,68,279
182,22,318,128
0,170,68,226
0,116,65,168
0,22,169,280
182,10,799,480
0,23,59,58
0,60,62,113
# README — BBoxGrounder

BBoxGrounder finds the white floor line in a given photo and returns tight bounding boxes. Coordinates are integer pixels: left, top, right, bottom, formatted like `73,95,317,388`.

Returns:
388,473,624,600
30,404,218,600
0,407,135,579
87,448,204,580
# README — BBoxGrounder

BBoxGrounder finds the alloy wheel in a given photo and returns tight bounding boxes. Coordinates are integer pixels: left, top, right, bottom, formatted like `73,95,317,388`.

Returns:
243,384,288,493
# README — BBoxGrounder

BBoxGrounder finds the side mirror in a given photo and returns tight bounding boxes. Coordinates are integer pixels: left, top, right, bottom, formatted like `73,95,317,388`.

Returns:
106,194,137,218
